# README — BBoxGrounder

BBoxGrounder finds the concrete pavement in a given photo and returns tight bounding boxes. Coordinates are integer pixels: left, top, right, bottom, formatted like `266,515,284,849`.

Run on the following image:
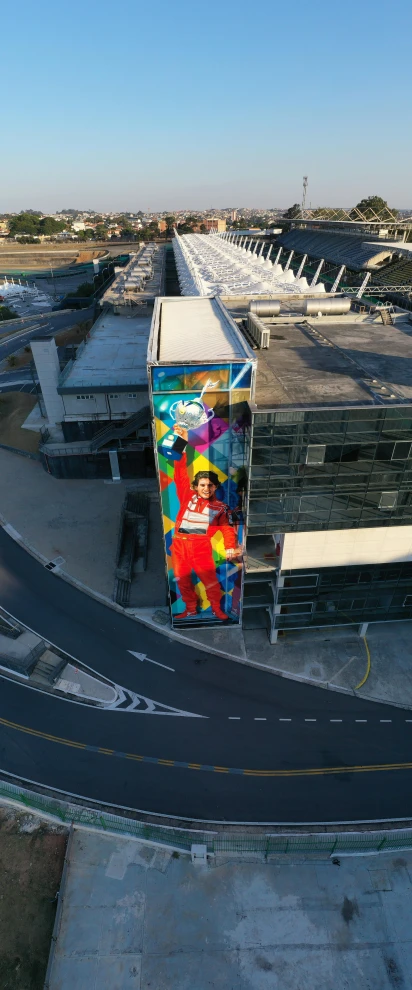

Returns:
47,828,412,990
0,448,164,603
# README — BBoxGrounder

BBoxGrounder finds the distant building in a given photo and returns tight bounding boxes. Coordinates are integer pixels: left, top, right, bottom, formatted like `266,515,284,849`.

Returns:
231,210,237,222
158,220,167,233
204,218,226,232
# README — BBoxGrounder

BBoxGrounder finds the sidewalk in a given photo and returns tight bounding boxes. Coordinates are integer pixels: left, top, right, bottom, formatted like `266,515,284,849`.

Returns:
2,446,412,709
0,448,165,604
46,828,412,990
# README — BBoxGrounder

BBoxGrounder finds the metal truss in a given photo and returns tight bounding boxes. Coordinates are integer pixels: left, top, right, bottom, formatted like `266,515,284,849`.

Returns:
289,206,412,229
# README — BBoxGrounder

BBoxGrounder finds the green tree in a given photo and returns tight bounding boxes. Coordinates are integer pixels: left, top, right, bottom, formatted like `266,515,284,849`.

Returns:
38,217,67,235
352,196,398,221
0,305,17,321
64,281,95,299
283,204,301,219
9,213,41,236
9,213,67,236
94,224,108,239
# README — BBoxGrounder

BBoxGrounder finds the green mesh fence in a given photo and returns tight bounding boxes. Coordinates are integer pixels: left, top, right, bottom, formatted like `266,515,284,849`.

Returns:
2,779,412,854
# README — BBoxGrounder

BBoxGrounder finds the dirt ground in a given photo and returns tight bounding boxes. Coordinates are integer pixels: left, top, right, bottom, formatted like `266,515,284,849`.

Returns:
0,320,94,454
4,319,93,372
0,393,39,453
0,246,107,270
0,805,67,990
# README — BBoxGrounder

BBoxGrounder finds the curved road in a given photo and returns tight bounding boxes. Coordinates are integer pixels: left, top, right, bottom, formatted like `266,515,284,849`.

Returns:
0,306,95,362
0,527,411,825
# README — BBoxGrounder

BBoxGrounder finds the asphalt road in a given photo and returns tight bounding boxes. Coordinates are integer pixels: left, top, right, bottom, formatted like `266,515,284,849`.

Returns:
0,305,95,362
1,528,412,824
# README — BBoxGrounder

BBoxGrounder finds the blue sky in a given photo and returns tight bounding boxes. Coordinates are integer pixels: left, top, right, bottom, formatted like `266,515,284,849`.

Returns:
1,0,411,211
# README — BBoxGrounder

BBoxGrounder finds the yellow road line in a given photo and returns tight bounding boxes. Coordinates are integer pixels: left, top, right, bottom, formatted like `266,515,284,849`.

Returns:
0,713,409,779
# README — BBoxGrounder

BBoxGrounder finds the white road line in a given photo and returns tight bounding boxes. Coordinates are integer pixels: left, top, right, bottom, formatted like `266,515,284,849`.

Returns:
279,718,291,721
405,720,412,723
305,718,316,722
355,719,367,723
228,717,241,720
380,720,392,723
128,650,175,672
330,719,343,722
254,717,267,721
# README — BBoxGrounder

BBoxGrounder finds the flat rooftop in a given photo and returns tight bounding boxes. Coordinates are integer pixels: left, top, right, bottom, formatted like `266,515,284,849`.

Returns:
150,296,254,364
252,319,412,409
58,310,151,393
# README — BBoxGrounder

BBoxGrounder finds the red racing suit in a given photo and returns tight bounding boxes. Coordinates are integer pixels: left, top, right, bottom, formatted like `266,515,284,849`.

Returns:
171,451,237,614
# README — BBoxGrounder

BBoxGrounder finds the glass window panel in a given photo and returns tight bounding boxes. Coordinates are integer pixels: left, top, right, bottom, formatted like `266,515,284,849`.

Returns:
393,442,412,459
280,602,314,614
283,574,319,589
379,491,398,509
306,445,326,465
377,442,395,460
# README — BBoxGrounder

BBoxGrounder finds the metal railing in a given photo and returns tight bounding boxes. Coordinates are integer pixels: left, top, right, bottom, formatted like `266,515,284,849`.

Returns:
3,778,412,854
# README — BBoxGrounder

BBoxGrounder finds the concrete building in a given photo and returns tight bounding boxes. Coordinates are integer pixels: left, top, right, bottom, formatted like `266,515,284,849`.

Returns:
29,244,165,480
148,294,412,638
204,218,226,232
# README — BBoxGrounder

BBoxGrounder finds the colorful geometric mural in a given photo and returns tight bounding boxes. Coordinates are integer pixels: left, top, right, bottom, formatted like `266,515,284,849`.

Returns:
152,364,252,628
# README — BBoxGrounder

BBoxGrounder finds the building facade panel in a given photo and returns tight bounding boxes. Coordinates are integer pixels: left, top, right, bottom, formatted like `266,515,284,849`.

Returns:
248,407,412,534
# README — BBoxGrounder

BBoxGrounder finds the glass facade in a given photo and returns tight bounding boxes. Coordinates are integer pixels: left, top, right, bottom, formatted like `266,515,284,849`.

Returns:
249,407,412,534
276,562,412,629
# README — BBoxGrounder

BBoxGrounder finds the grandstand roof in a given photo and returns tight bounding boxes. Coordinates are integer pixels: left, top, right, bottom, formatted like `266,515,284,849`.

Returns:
278,229,398,271
173,232,325,297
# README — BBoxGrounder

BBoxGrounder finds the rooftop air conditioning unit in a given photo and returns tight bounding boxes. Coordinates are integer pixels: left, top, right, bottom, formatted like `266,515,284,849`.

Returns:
247,312,270,348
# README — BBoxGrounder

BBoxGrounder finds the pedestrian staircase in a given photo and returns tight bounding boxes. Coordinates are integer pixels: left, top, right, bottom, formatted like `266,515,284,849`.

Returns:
379,307,394,325
89,406,150,451
31,651,67,685
113,491,150,607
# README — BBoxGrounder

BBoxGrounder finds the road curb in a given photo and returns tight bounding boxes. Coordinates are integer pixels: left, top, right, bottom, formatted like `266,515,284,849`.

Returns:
1,512,412,708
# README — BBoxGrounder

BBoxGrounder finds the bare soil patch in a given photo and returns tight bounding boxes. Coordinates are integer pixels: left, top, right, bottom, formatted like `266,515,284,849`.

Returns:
0,393,39,452
0,806,67,990
5,319,93,373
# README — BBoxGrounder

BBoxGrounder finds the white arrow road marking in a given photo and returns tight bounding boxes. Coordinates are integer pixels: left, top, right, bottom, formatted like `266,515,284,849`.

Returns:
128,650,175,672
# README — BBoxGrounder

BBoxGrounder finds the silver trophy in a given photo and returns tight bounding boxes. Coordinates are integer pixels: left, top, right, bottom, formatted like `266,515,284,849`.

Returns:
159,380,219,459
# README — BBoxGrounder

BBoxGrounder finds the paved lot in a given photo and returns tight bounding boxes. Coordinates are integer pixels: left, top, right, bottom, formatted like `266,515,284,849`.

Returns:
0,448,164,603
48,829,412,990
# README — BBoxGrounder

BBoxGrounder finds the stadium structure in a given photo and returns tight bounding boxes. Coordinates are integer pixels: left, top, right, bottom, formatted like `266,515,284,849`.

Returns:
173,230,326,297
230,205,412,305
